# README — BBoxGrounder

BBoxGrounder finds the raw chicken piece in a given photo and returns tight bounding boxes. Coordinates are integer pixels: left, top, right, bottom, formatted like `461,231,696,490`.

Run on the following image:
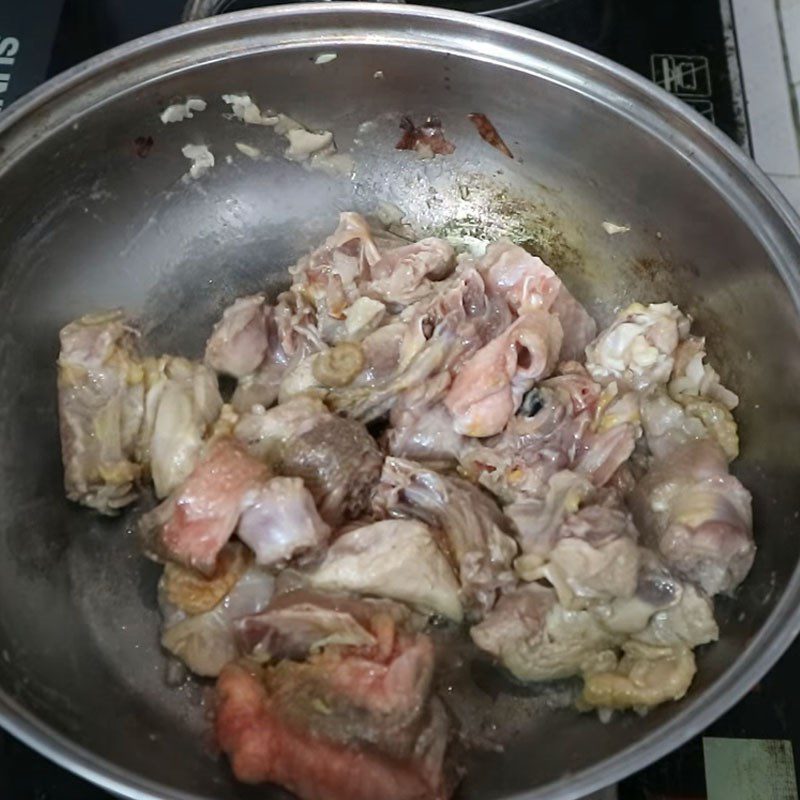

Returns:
271,358,322,407
386,374,466,463
591,549,685,635
160,565,275,677
477,242,597,357
669,336,739,410
577,425,637,487
272,349,324,405
358,322,408,384
470,584,620,681
230,293,322,412
640,391,739,461
278,414,384,525
460,426,574,506
308,519,463,621
235,590,408,661
142,432,332,572
231,371,283,413
216,629,449,800
633,581,718,649
234,396,329,461
585,302,690,391
138,356,223,498
238,477,331,566
140,438,270,575
478,241,562,313
235,397,384,525
463,364,639,508
289,212,386,319
505,470,595,554
578,381,642,480
590,547,718,654
266,588,411,620
539,362,603,415
258,626,439,756
329,264,512,422
523,495,641,607
365,238,456,307
57,311,145,513
669,395,738,461
373,457,518,617
459,365,606,503
444,310,564,437
205,294,271,378
550,287,598,361
474,541,715,706
239,605,375,660
630,438,754,595
399,264,512,373
339,296,387,339
328,332,453,422
217,666,446,800
639,332,739,460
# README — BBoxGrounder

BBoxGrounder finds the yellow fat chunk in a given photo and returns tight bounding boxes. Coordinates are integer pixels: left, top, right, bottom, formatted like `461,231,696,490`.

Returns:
581,642,696,711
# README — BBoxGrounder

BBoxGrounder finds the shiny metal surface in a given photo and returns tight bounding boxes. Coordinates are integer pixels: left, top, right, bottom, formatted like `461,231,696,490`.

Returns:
181,0,553,21
0,5,799,800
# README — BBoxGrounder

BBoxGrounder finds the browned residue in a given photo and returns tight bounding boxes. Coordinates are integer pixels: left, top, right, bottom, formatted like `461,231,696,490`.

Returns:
133,135,154,158
468,113,513,159
395,116,455,156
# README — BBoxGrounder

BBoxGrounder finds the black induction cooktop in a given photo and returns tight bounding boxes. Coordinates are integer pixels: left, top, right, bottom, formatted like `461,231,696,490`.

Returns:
3,2,797,799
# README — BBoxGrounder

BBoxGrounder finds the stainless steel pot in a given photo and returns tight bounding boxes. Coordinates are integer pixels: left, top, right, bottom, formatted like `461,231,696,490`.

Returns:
180,0,556,22
1,5,800,800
